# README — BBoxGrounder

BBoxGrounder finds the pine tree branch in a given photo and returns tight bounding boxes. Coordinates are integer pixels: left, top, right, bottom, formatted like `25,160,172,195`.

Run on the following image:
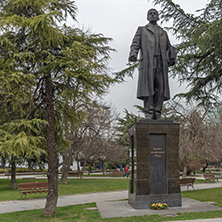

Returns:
150,0,205,35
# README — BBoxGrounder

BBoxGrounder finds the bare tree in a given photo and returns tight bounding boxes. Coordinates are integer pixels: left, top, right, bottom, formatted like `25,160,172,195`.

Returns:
164,100,222,177
60,102,122,182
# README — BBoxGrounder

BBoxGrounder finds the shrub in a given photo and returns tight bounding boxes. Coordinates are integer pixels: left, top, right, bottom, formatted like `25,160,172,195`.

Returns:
16,168,45,172
59,168,72,172
84,166,95,171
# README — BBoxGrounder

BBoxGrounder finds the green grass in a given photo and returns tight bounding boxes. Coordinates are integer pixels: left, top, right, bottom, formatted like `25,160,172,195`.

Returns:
0,179,129,201
58,179,128,196
195,170,222,174
182,187,222,207
195,179,217,183
83,174,124,177
1,202,222,222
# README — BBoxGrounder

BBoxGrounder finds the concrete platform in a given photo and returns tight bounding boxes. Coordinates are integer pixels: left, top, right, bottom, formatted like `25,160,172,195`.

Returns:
97,197,222,218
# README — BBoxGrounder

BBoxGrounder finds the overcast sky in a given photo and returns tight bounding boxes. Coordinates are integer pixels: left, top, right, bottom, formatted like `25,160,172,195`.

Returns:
71,0,208,116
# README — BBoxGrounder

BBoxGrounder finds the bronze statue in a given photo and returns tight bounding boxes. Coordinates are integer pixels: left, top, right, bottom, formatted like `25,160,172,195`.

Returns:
129,9,176,119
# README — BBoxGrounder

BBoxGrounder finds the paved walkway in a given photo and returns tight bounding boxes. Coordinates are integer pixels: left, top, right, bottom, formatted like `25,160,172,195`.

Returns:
0,179,222,221
0,190,128,214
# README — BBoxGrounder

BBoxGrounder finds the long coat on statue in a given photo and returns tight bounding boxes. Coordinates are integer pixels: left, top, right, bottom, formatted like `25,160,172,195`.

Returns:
129,24,176,101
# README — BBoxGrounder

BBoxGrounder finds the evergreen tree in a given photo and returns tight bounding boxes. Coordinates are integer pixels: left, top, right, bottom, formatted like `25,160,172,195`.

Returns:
116,110,140,147
150,0,222,107
0,119,46,188
0,0,116,215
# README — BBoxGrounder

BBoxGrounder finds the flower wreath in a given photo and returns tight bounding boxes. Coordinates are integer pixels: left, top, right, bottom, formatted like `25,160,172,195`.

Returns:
151,203,168,210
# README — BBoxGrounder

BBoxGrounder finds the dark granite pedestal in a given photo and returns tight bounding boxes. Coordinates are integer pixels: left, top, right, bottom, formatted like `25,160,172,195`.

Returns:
128,119,181,209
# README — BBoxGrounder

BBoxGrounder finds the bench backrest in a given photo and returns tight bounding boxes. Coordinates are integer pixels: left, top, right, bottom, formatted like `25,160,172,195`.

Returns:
204,174,215,178
18,182,48,190
69,171,83,174
180,178,195,184
112,171,125,175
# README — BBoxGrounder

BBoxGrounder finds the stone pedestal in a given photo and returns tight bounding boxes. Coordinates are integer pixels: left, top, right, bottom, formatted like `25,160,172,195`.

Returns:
128,119,181,209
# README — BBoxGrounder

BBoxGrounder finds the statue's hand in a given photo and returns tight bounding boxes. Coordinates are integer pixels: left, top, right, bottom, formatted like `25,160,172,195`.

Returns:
129,55,137,62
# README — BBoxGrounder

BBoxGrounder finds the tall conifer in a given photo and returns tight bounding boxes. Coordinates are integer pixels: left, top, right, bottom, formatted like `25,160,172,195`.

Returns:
151,0,222,106
0,0,115,215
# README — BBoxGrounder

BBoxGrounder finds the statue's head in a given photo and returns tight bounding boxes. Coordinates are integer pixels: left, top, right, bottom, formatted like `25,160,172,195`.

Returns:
147,8,159,22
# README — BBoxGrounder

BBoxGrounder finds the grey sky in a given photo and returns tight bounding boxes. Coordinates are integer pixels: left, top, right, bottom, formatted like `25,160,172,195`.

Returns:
72,0,208,116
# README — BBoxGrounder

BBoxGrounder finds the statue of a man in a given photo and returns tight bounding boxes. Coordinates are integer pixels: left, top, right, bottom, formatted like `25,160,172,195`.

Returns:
129,9,176,119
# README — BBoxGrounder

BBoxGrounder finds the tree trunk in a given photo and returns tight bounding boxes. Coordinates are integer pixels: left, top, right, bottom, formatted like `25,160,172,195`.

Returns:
2,157,6,169
182,165,187,178
43,74,58,216
88,163,91,175
202,162,208,172
82,161,86,173
77,159,80,172
102,162,105,175
60,149,72,184
11,160,16,189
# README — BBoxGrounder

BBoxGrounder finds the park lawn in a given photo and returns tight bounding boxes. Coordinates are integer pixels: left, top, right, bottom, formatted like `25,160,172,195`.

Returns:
58,179,128,196
182,187,222,207
195,179,218,183
0,179,129,201
83,174,124,177
1,202,222,222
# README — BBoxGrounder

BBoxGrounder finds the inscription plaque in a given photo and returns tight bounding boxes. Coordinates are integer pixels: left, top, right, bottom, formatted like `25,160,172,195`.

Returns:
150,134,167,194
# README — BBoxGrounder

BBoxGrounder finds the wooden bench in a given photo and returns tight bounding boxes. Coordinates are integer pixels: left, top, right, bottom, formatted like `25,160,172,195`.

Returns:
180,178,195,190
18,182,48,199
68,171,83,179
204,173,219,182
112,171,125,176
